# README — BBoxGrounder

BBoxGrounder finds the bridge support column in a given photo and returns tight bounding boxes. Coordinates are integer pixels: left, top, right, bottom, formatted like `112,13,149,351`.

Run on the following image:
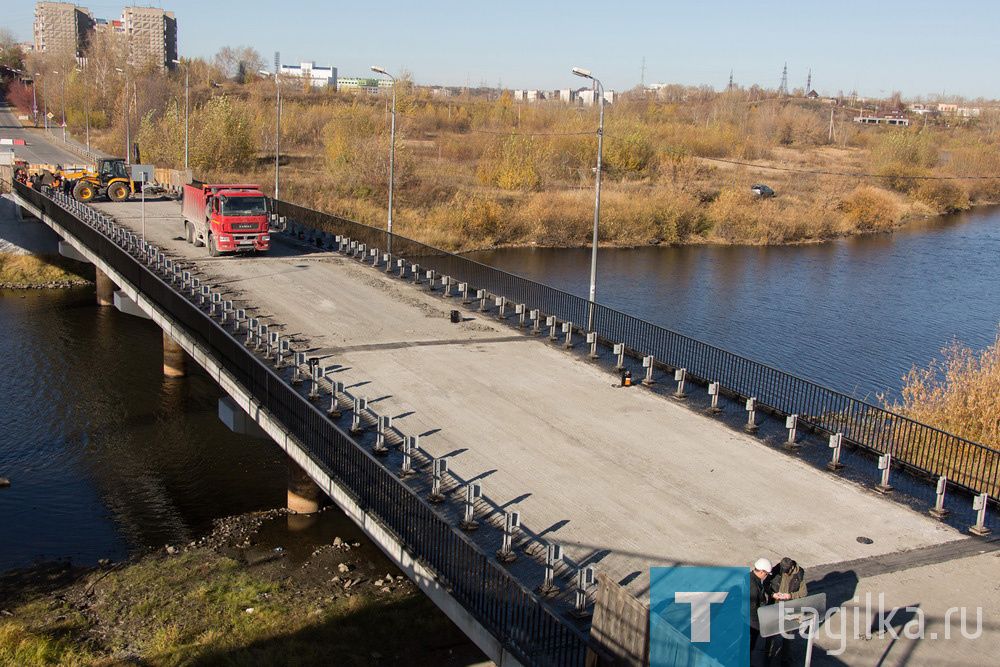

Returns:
162,331,186,378
95,268,114,307
288,457,324,514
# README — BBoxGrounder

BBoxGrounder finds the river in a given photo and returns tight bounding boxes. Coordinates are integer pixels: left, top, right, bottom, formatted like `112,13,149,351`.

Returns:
2,207,998,571
468,207,1000,403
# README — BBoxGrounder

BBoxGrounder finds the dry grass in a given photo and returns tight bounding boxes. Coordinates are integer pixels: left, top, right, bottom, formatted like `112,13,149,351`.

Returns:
885,335,1000,451
0,253,93,286
48,76,1000,252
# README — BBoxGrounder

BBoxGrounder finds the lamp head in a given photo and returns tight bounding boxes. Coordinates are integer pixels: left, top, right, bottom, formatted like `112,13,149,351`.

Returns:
371,65,386,74
572,67,592,79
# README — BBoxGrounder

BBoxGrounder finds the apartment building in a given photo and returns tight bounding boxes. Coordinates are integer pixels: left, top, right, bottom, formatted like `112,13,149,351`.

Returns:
121,7,177,69
33,3,177,70
33,1,93,57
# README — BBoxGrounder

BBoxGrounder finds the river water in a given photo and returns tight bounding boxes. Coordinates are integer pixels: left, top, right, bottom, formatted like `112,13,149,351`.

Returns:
0,288,288,571
468,207,1000,402
2,207,998,571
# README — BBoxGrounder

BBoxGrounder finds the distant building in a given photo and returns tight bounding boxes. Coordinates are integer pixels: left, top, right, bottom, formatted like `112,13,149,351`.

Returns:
936,103,958,114
338,77,380,94
33,3,177,70
34,2,93,57
854,111,909,126
556,88,575,103
280,61,337,89
121,7,177,70
576,88,616,106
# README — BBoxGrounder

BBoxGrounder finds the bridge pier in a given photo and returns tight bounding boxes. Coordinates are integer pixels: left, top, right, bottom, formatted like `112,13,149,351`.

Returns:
287,457,324,514
95,268,114,307
162,331,186,378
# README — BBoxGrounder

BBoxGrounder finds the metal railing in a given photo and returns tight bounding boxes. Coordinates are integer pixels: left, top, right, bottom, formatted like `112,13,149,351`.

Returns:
15,181,593,667
270,197,1000,500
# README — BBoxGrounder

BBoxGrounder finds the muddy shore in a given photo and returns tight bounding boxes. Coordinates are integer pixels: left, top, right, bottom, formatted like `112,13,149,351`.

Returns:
0,508,491,666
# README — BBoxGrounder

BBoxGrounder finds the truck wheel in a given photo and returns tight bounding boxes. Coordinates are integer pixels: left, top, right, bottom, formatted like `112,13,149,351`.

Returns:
108,182,129,202
73,181,96,202
185,223,193,244
208,234,221,257
193,228,205,247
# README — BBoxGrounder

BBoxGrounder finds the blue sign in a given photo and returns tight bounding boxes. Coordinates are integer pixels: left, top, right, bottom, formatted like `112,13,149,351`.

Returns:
650,567,752,667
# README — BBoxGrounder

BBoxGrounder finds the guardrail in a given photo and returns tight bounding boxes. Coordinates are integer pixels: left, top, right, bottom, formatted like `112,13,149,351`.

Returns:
14,180,594,667
269,197,1000,501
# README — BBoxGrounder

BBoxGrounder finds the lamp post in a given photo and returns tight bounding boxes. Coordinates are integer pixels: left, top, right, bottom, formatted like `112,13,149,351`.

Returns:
259,69,281,201
172,59,188,170
76,66,90,150
32,72,39,127
40,72,48,132
572,67,605,331
371,66,396,252
54,70,66,141
115,67,129,160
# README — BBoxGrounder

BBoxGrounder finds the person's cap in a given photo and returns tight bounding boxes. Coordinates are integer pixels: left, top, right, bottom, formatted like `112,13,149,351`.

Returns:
754,558,772,572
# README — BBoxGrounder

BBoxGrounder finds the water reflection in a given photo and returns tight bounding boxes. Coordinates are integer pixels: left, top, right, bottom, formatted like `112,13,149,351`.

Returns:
0,289,286,570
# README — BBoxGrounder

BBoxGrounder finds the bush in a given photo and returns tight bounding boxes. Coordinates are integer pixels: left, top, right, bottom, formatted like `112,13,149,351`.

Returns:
476,135,550,191
885,335,1000,451
840,186,900,231
914,180,970,213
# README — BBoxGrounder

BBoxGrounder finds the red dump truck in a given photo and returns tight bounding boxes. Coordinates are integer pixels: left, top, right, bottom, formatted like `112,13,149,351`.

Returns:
181,183,270,256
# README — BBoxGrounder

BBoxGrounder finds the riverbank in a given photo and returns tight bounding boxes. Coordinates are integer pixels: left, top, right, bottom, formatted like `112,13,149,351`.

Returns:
0,252,93,289
0,508,490,666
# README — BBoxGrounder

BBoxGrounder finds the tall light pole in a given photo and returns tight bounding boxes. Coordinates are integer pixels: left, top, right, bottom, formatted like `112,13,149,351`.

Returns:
32,72,39,127
53,70,66,141
572,67,605,331
172,59,189,170
76,66,90,150
115,67,129,160
371,66,396,252
259,69,281,201
40,72,49,132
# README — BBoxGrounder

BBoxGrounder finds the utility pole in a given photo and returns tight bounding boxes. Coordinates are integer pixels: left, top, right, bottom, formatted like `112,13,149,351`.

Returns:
828,108,835,143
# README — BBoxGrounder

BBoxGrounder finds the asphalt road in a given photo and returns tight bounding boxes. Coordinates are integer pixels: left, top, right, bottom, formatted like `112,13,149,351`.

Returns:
0,104,84,166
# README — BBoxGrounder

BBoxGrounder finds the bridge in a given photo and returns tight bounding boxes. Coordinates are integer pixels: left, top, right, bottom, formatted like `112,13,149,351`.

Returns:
4,115,999,666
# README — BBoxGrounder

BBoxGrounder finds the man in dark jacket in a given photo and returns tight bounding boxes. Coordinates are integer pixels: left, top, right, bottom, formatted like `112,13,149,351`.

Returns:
768,557,807,666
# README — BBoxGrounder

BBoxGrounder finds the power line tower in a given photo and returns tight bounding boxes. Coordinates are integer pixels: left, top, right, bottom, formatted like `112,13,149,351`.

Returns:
727,69,734,92
805,68,812,94
640,56,646,89
778,62,788,96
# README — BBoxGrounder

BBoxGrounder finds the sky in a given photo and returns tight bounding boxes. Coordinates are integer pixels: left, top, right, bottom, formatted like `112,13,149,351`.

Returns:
6,0,1000,100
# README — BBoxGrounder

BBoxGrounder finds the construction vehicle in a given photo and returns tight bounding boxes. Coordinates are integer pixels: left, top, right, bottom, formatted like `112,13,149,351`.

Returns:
57,157,136,202
182,183,270,256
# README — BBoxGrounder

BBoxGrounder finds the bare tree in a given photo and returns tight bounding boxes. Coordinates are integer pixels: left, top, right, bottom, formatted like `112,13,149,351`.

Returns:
214,46,265,83
0,27,24,71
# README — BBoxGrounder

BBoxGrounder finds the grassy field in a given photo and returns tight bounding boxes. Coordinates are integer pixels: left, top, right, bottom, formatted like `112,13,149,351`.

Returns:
10,68,998,253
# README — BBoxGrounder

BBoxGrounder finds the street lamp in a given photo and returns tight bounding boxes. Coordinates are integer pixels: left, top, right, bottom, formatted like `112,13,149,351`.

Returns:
32,72,39,127
371,65,396,252
115,67,129,160
52,70,66,141
76,66,90,150
572,66,605,331
172,59,188,170
259,69,281,201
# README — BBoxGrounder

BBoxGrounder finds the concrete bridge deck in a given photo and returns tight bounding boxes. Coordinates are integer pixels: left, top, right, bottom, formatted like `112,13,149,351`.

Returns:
88,197,961,600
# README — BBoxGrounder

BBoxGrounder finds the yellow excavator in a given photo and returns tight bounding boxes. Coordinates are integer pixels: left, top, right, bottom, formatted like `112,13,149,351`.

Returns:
57,158,136,202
